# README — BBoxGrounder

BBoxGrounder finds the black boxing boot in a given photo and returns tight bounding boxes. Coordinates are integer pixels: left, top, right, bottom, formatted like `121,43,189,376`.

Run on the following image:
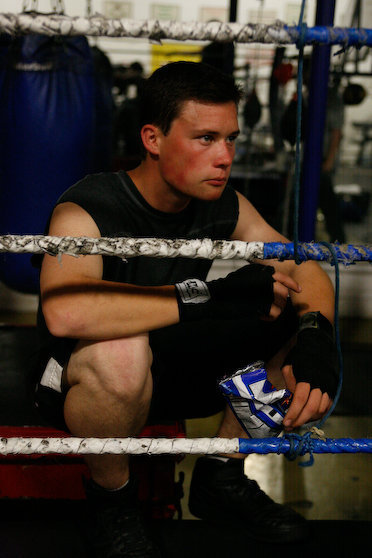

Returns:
85,478,161,558
189,457,309,543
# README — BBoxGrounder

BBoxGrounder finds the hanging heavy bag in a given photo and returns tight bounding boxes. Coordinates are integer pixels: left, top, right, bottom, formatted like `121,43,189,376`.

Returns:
243,88,262,129
0,33,95,293
343,82,366,106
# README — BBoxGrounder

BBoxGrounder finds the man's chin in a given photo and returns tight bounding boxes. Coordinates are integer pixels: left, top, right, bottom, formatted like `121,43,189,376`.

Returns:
198,182,226,200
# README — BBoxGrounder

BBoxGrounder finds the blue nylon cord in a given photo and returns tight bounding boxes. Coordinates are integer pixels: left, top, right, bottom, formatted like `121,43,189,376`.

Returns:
284,241,343,467
292,1,307,264
316,242,343,429
284,0,344,466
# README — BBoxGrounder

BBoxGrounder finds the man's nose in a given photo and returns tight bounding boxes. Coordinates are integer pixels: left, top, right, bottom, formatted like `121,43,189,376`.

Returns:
215,142,234,167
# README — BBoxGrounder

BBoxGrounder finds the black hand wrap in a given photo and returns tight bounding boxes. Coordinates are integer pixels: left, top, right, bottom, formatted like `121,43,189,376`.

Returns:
175,264,275,322
283,311,338,398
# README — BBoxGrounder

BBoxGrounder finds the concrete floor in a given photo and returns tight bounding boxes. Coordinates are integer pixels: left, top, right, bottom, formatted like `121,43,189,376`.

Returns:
178,413,372,522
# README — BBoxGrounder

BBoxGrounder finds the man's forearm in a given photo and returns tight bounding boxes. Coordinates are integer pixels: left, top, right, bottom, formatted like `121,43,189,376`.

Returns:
41,278,180,340
289,261,335,323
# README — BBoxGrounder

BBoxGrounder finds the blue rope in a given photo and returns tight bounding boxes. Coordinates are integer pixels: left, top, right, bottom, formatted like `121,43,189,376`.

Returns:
238,437,372,455
285,25,372,48
290,241,343,467
284,0,346,467
292,0,307,265
282,0,314,464
283,211,344,466
281,431,315,465
263,241,372,264
316,242,343,429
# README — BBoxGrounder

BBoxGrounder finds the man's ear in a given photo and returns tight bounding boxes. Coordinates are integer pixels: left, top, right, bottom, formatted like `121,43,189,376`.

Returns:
141,124,161,156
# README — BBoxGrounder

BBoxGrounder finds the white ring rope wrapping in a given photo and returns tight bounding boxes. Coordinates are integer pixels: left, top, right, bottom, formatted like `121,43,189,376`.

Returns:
0,14,294,43
0,437,239,456
0,235,264,261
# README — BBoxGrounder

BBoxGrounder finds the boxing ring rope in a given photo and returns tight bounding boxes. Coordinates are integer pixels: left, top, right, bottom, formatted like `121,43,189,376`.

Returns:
0,235,371,265
0,233,371,460
0,13,371,47
0,6,371,463
0,436,371,457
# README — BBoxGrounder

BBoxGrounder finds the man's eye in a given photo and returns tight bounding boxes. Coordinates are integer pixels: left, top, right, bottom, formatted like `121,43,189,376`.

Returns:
200,135,213,143
227,135,238,144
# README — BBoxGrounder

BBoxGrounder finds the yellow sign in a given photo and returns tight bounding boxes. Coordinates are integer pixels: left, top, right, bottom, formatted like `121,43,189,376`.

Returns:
151,43,202,74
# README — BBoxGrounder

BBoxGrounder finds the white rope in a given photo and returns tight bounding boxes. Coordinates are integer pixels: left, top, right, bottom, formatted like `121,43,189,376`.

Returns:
1,436,371,456
1,235,371,264
0,235,264,261
0,13,291,43
0,437,239,456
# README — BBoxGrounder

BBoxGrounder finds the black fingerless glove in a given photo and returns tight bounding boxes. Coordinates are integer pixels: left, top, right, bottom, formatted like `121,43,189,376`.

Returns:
175,264,275,322
283,311,338,398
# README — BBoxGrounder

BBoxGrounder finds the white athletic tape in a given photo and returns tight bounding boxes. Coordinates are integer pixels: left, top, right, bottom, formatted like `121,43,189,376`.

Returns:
0,437,240,456
0,235,264,261
0,13,291,43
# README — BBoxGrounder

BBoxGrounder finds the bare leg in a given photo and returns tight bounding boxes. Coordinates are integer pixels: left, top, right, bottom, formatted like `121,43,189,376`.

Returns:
265,335,297,390
63,334,153,489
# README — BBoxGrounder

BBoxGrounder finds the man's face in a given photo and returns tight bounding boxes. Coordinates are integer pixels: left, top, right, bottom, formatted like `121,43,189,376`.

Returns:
156,100,239,201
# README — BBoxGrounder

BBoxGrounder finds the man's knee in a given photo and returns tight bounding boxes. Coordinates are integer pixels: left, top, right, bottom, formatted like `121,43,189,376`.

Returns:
66,334,152,402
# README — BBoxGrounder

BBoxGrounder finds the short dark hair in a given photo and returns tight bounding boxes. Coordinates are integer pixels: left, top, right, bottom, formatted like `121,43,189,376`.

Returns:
139,61,242,135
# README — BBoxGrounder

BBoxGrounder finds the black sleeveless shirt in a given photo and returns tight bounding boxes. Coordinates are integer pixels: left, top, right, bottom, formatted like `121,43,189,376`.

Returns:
54,170,239,286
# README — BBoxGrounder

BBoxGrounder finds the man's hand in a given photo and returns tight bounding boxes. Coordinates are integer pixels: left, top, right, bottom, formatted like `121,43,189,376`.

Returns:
175,263,301,323
281,311,338,430
266,270,301,321
281,365,332,430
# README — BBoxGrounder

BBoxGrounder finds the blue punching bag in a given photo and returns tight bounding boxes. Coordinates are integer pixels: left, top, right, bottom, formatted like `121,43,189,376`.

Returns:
0,34,95,293
91,46,114,173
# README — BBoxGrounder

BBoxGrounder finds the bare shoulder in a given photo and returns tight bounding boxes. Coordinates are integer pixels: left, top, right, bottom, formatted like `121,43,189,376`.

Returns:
41,202,103,289
49,202,101,238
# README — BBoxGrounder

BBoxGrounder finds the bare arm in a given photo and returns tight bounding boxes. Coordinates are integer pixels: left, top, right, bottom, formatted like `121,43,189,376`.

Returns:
231,191,336,428
40,202,179,340
231,191,335,323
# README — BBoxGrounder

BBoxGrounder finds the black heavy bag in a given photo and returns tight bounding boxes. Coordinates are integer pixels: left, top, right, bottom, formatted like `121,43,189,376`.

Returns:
243,88,262,129
0,34,95,293
343,82,366,106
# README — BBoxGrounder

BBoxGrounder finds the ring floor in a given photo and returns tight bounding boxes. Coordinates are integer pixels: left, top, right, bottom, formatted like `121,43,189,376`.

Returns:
0,502,370,557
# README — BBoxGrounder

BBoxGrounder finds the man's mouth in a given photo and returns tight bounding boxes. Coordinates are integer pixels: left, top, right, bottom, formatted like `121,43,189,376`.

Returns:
207,178,226,186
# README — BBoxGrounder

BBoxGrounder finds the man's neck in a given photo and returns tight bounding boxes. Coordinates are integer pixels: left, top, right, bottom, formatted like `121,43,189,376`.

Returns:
127,160,191,214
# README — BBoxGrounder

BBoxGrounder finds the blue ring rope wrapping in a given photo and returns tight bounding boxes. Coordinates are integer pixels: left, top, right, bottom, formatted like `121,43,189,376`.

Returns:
286,25,372,47
263,242,372,264
238,437,372,455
